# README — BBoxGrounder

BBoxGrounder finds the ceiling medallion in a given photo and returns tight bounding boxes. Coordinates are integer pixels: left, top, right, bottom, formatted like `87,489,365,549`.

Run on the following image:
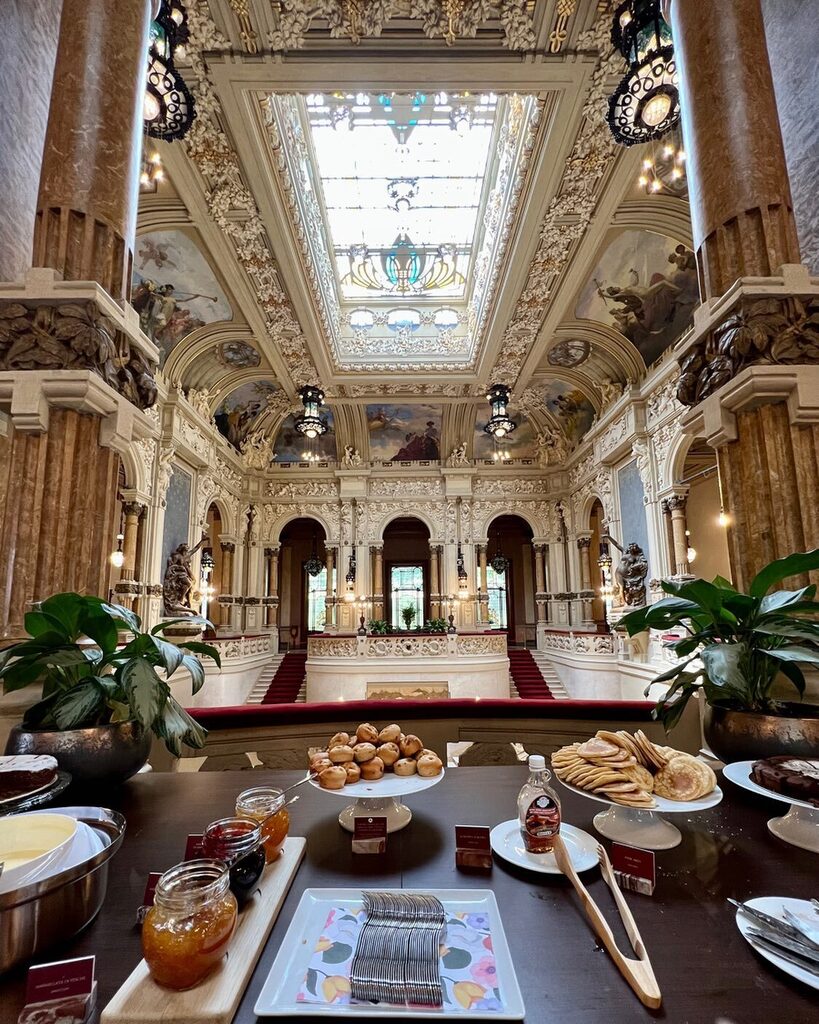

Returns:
144,1,195,141
607,1,681,147
484,383,516,439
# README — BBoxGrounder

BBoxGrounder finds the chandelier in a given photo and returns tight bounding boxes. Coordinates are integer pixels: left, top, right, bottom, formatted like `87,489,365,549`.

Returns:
144,1,195,141
636,128,687,196
606,0,680,147
295,386,327,439
304,533,323,578
484,384,516,440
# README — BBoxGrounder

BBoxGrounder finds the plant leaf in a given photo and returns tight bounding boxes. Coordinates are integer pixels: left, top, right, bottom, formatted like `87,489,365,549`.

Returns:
758,586,816,617
180,654,206,695
749,549,819,598
119,658,164,729
24,610,70,640
38,593,85,638
149,636,185,676
153,696,207,756
772,658,806,698
100,601,142,635
179,641,222,669
52,681,105,730
700,643,748,694
151,615,211,636
763,645,819,665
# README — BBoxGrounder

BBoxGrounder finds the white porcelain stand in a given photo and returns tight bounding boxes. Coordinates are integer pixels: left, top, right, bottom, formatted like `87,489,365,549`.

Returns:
592,805,682,850
337,795,412,833
766,804,819,853
309,768,445,835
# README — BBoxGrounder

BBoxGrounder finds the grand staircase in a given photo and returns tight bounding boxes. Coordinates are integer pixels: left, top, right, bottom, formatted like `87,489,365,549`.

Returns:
254,650,308,704
507,648,558,700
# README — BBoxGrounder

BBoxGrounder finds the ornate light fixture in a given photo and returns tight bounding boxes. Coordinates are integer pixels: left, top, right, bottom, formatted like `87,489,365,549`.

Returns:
110,532,125,569
636,129,686,195
607,0,680,147
484,384,516,440
304,533,323,578
144,1,195,142
139,145,165,192
456,542,468,596
295,385,327,440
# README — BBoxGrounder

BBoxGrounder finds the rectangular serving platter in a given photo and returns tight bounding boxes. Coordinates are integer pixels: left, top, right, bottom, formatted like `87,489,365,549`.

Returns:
254,887,526,1020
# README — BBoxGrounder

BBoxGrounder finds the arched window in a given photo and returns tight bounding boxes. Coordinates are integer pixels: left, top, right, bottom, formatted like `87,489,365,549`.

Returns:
306,566,335,631
486,564,508,629
390,565,424,629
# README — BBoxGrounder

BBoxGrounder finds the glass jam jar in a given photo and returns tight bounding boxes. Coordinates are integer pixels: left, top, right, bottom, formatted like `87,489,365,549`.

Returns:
142,860,238,990
202,817,266,907
235,787,289,863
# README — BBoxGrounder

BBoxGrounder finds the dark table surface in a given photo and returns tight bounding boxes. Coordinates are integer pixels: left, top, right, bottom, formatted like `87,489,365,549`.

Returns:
1,767,817,1023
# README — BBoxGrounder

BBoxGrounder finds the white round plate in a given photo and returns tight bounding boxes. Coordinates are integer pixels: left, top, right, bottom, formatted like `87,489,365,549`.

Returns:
557,776,723,814
723,760,819,853
0,819,106,893
0,812,78,890
736,897,819,991
490,819,598,874
308,766,445,800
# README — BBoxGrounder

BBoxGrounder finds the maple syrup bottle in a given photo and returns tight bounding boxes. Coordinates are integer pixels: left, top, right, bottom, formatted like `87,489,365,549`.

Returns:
518,754,562,853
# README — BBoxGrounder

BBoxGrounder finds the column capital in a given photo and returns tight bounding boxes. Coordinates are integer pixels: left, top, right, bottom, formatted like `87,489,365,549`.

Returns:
122,500,146,519
576,534,592,549
666,495,687,514
220,541,236,554
264,546,279,558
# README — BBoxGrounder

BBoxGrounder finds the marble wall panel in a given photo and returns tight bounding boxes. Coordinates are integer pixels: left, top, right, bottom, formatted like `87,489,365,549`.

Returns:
161,466,192,578
617,459,650,563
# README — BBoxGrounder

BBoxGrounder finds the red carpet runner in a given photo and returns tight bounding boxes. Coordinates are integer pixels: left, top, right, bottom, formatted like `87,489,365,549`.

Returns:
507,648,554,699
261,650,307,704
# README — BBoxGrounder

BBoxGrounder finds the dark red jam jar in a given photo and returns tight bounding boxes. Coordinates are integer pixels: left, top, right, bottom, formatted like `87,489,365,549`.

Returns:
202,817,265,907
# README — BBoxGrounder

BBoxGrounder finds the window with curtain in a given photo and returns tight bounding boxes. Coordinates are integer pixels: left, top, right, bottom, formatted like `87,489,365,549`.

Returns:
486,564,508,628
307,567,335,631
390,565,424,629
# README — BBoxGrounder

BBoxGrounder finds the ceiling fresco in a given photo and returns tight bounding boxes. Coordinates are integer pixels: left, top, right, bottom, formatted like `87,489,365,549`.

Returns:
366,404,443,461
132,229,232,364
542,380,596,447
217,341,260,369
473,405,537,460
273,410,337,462
214,380,283,449
546,338,591,368
574,230,698,367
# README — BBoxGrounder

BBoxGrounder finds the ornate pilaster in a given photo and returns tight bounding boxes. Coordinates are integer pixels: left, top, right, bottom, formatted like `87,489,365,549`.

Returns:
371,544,384,619
324,544,336,631
430,544,441,618
533,543,547,624
576,534,594,625
114,499,146,610
264,545,279,629
218,540,236,630
477,543,489,625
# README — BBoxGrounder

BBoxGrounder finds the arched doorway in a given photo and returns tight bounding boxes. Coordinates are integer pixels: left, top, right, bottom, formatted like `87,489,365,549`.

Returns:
589,499,606,624
680,440,731,581
204,503,222,627
382,517,431,630
486,515,535,645
279,518,329,648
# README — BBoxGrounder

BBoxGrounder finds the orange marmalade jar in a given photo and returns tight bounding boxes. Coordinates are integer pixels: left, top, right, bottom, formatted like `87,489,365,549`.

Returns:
235,786,289,863
142,860,237,990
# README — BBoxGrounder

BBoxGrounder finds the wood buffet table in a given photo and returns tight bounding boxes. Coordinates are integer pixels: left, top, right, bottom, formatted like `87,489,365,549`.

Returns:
1,767,816,1023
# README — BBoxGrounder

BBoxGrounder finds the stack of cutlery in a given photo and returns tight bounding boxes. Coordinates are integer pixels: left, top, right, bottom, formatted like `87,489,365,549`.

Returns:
730,899,819,975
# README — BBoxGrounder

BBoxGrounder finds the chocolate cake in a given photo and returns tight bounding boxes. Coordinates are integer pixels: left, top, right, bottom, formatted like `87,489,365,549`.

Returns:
0,754,58,802
751,756,819,807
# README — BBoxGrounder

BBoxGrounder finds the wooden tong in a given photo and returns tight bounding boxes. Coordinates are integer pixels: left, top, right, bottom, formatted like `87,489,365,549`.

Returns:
552,836,662,1009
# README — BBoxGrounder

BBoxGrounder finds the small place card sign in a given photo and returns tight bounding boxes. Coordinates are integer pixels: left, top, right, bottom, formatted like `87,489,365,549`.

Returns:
455,825,492,873
611,842,655,895
19,956,96,1024
136,871,163,925
184,833,205,860
352,816,387,854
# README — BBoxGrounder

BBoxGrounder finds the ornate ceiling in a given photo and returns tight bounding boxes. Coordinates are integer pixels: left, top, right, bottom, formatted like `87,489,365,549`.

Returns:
136,0,695,456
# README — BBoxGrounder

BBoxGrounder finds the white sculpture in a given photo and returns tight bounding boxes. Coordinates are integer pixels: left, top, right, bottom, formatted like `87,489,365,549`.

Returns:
536,429,568,467
632,438,653,502
342,444,362,467
187,386,213,419
447,442,470,467
240,429,274,471
598,378,623,410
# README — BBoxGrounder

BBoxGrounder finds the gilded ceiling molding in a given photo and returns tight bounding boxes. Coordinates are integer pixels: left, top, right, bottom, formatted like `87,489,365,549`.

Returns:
181,4,319,388
488,6,620,387
266,1,537,51
547,0,577,53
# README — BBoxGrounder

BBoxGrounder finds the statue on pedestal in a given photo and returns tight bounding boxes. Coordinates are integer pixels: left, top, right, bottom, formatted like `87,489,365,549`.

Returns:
447,442,469,467
342,444,362,467
163,533,208,616
615,542,648,607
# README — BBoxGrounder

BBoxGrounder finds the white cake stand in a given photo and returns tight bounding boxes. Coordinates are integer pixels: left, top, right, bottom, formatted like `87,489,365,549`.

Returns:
308,768,445,833
722,760,818,853
556,777,723,850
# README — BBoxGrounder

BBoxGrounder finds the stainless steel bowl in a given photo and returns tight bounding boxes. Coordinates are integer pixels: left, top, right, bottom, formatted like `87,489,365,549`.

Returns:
0,806,125,974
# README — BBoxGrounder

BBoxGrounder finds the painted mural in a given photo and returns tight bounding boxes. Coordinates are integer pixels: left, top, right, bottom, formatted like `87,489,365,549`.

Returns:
218,341,260,369
274,410,336,462
214,380,281,449
366,404,442,461
543,380,596,447
575,230,698,366
547,338,590,368
473,407,536,460
132,230,232,364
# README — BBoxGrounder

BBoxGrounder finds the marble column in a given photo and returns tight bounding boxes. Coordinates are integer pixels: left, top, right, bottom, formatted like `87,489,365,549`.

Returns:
661,500,677,576
265,546,279,628
0,409,120,639
477,544,489,624
670,0,818,588
666,496,690,576
118,499,145,610
372,545,384,619
577,534,594,624
33,0,152,303
324,545,335,630
430,544,441,618
219,541,235,629
533,543,547,624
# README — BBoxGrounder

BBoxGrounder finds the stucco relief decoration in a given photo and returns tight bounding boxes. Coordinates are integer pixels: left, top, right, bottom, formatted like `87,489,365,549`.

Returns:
456,635,507,655
598,410,628,456
267,480,339,498
489,9,620,385
157,444,176,506
631,439,654,503
474,478,550,497
651,422,677,489
370,478,444,498
447,443,470,467
0,302,157,410
472,499,555,541
366,636,447,658
342,383,464,398
342,445,362,467
368,501,444,542
186,386,216,419
597,378,623,410
536,429,568,467
646,370,681,424
263,500,340,539
240,429,275,470
309,636,357,658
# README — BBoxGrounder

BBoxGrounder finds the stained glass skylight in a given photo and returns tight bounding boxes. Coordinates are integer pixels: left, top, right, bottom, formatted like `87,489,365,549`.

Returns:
304,92,499,300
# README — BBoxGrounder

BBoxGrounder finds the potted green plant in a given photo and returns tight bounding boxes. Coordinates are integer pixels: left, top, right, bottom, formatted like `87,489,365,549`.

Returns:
401,604,417,631
618,550,819,761
367,619,388,635
1,592,221,782
424,618,448,634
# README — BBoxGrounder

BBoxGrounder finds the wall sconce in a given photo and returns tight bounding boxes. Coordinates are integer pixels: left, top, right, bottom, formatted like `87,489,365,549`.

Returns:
345,548,357,592
110,533,125,569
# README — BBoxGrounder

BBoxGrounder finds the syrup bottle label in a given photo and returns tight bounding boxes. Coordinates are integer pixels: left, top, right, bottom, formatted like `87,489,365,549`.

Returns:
525,795,560,838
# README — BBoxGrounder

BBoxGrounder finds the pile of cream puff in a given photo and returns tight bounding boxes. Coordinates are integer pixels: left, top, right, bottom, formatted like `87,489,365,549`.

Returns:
309,722,444,790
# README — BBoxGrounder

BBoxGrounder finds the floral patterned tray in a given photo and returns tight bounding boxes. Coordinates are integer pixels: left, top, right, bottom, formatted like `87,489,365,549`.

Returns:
254,888,525,1019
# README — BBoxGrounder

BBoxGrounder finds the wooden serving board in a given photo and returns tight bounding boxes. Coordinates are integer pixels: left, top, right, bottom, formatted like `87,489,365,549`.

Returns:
101,837,306,1024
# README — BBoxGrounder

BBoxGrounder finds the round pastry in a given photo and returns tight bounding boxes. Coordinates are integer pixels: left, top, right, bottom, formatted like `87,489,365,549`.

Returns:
417,748,438,760
356,723,379,744
360,756,385,781
394,757,417,777
310,757,332,774
378,741,400,766
400,734,423,758
353,742,377,763
344,762,361,784
328,744,355,764
378,723,401,744
653,753,714,801
622,763,654,792
416,753,443,778
318,766,347,790
328,731,349,748
309,750,329,766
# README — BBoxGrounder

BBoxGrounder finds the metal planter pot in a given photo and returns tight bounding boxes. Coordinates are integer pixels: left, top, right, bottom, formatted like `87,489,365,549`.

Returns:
703,702,819,762
5,721,151,783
